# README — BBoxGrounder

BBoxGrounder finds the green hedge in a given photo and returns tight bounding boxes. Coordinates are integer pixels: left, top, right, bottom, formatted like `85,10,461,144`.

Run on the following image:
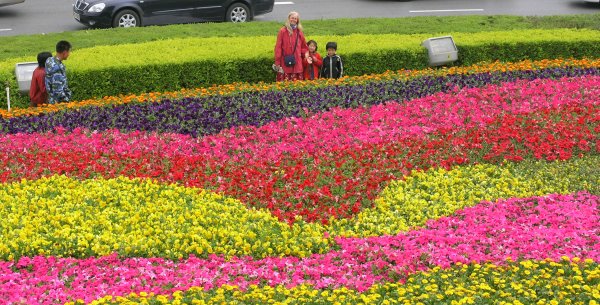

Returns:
3,14,600,63
2,28,600,108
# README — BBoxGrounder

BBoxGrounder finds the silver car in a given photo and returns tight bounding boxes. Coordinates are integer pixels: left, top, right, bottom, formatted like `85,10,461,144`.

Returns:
0,0,24,7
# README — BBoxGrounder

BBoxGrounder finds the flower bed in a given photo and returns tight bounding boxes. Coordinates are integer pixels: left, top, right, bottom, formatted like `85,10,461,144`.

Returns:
2,191,598,304
0,59,598,304
84,258,599,304
0,159,596,261
1,76,598,225
2,58,600,135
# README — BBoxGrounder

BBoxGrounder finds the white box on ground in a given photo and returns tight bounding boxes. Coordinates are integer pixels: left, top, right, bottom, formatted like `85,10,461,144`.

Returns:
421,36,458,67
15,62,38,94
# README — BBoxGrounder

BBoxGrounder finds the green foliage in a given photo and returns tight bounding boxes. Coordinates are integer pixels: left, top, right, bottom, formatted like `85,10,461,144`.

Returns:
3,28,600,108
2,14,600,62
454,29,600,65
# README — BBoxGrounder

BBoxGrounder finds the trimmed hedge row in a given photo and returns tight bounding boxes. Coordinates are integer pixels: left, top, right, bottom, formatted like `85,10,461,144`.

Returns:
2,29,600,108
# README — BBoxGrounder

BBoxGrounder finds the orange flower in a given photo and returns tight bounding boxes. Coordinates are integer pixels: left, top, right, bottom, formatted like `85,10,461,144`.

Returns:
4,57,600,119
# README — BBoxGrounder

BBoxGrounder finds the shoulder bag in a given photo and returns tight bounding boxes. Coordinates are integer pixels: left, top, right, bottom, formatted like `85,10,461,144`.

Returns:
283,30,300,67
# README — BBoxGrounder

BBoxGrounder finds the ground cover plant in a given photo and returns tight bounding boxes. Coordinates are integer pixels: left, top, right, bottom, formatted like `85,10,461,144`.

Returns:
3,26,600,107
2,57,600,136
1,13,599,304
1,14,600,62
0,53,598,303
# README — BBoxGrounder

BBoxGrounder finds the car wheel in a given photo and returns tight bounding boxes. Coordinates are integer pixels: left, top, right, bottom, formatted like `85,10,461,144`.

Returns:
226,3,250,23
112,9,140,28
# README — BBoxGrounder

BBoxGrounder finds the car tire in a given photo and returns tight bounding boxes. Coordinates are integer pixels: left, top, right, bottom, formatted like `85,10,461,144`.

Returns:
112,9,141,28
226,3,250,23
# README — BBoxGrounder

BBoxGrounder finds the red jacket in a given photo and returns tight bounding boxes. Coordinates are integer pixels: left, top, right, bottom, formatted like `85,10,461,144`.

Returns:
303,52,322,80
274,27,307,74
29,67,47,106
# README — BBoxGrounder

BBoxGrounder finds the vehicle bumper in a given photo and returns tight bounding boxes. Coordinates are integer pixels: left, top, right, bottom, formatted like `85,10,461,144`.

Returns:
73,7,114,27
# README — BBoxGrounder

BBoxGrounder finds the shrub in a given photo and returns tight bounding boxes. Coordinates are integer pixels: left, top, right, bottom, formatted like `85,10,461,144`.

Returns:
2,29,600,108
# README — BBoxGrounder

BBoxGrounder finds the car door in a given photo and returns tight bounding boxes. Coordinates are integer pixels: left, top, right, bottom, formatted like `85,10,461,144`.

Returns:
195,0,227,21
138,0,199,25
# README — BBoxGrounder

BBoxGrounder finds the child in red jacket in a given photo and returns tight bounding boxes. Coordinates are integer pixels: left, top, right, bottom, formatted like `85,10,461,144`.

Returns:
303,40,322,81
29,51,52,107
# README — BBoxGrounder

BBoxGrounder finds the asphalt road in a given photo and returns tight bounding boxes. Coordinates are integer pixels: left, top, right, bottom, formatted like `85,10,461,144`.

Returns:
0,0,599,37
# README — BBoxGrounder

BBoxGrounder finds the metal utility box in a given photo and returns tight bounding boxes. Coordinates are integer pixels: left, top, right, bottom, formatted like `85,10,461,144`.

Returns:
421,36,458,67
15,62,39,94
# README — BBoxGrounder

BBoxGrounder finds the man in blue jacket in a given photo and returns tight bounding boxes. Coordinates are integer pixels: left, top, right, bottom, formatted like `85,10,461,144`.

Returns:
45,40,73,104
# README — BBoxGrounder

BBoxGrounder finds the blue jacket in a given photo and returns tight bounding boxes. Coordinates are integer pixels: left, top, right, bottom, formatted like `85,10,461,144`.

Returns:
45,56,72,104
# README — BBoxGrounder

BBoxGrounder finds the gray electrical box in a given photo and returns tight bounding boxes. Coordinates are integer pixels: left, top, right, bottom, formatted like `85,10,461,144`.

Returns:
421,36,458,67
15,62,39,94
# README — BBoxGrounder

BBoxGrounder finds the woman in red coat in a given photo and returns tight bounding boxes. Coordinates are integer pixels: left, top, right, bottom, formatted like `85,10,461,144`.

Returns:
274,11,308,82
303,40,322,81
